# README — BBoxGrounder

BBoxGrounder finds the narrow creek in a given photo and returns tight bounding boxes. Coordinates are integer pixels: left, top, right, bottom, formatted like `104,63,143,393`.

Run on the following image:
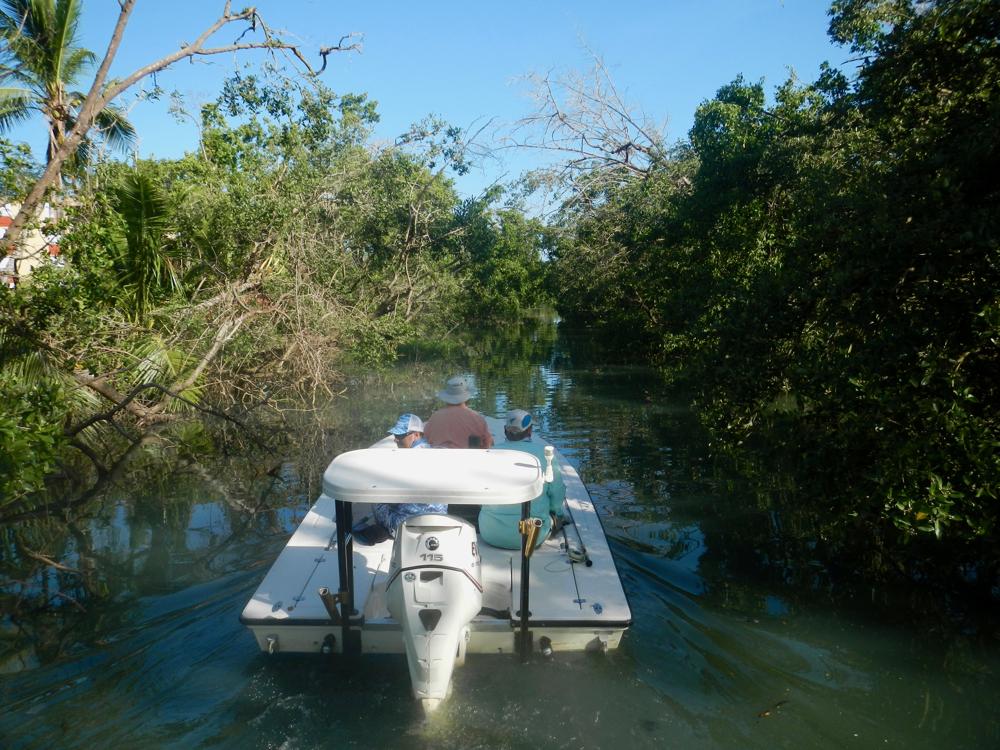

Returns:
2,321,997,749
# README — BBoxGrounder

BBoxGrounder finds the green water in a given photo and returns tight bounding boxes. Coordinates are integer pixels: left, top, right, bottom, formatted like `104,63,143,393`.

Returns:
1,322,998,749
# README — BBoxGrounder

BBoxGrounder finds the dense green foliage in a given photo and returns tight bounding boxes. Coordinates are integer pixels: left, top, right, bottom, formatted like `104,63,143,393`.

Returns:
0,136,38,196
548,0,999,576
0,60,552,513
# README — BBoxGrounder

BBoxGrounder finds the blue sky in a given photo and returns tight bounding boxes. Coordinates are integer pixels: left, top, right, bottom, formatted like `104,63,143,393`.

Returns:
10,0,847,197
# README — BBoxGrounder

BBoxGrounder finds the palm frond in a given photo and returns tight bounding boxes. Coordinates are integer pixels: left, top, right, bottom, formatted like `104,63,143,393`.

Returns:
0,65,41,90
57,368,101,413
72,419,117,453
1,1,49,77
113,172,178,319
92,102,136,153
116,171,172,240
4,351,47,385
46,0,84,87
133,335,185,384
0,1,33,39
61,44,93,84
0,84,33,130
165,382,203,413
70,132,90,164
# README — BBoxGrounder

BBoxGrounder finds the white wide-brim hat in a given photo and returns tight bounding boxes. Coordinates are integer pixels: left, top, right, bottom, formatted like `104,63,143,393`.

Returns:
437,376,476,404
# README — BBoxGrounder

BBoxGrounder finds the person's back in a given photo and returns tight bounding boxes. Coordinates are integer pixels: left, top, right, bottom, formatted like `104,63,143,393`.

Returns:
478,410,564,549
425,404,494,449
424,376,494,449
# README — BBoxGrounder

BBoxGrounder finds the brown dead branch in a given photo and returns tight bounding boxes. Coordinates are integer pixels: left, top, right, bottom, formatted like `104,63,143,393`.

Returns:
22,547,82,575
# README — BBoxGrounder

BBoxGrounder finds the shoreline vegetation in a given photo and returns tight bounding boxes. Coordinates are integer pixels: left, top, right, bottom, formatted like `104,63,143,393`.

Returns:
544,0,999,597
2,0,998,652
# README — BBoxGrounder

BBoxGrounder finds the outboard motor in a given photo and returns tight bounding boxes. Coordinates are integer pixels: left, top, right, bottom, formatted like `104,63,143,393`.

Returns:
386,513,482,714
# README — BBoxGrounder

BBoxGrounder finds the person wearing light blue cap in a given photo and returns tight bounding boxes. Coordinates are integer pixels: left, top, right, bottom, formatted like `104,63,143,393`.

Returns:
374,413,447,536
386,413,430,449
479,409,565,549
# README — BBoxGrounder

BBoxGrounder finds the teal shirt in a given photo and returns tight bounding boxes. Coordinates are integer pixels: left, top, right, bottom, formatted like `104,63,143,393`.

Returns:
479,437,566,549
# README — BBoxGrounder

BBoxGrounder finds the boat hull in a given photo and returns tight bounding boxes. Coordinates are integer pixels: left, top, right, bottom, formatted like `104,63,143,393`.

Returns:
242,620,625,656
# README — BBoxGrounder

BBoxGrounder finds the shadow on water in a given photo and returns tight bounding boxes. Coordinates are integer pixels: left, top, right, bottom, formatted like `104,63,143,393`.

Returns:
2,317,1000,749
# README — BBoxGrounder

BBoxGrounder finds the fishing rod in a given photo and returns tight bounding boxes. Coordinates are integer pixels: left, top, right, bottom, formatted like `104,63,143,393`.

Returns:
560,515,592,567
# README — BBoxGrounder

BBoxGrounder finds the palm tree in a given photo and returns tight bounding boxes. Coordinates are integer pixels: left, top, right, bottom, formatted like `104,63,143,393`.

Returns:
0,0,135,188
112,170,180,320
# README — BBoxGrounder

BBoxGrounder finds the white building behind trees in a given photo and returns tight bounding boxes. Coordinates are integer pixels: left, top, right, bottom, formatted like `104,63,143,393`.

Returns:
0,202,63,288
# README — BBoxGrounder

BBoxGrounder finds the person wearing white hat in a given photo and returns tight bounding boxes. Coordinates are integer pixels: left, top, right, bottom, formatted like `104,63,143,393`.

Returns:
373,413,446,537
423,376,494,449
478,409,565,549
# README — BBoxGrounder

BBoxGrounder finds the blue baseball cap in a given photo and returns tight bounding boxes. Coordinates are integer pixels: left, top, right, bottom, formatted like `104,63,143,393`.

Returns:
388,413,425,436
505,409,532,433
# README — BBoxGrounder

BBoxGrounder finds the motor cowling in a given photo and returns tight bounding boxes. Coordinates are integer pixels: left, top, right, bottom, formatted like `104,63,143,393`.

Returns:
386,514,482,712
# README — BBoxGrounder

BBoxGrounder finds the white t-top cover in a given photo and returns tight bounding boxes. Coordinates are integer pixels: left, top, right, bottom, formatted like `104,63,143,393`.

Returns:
322,448,543,504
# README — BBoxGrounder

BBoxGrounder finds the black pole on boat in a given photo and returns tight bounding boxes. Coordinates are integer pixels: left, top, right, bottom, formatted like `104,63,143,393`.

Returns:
518,506,543,661
518,499,531,662
334,499,361,655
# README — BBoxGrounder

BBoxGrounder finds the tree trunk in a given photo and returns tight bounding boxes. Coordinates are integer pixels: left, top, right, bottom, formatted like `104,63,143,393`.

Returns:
3,1,136,252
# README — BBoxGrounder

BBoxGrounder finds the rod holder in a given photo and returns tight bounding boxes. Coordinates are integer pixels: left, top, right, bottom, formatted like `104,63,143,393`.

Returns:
519,517,543,558
543,446,555,483
318,586,342,624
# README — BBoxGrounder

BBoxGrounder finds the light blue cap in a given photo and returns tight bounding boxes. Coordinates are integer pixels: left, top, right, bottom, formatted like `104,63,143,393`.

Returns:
388,413,424,436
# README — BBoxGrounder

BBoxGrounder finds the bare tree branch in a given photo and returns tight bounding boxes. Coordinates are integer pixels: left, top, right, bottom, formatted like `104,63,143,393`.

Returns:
164,311,252,398
505,54,668,201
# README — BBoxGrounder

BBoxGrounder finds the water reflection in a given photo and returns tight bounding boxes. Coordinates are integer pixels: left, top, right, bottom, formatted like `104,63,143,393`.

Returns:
2,317,999,749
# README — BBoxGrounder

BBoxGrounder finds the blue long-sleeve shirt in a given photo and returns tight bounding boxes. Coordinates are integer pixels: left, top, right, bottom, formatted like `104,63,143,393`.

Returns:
373,438,447,535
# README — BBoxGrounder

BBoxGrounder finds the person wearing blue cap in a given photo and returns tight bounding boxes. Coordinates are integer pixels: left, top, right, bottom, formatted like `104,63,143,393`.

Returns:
386,412,430,449
478,409,565,549
373,413,447,536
